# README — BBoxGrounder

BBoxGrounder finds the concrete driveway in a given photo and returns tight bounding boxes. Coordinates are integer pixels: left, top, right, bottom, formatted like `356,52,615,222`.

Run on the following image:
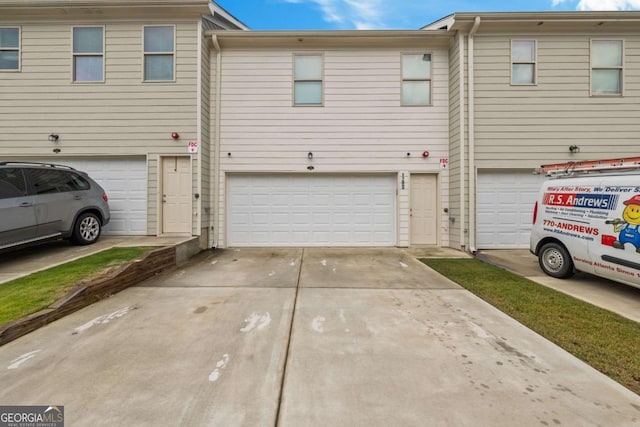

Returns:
0,248,639,426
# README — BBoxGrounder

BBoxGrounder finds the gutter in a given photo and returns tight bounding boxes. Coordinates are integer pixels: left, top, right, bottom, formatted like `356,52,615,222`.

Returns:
467,16,480,254
211,35,222,248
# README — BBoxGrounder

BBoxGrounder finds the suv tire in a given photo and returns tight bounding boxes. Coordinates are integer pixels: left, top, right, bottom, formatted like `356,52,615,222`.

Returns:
71,212,102,245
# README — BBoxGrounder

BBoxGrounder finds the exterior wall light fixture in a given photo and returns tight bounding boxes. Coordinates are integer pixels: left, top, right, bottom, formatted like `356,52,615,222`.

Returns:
569,145,580,153
308,152,313,160
48,134,59,142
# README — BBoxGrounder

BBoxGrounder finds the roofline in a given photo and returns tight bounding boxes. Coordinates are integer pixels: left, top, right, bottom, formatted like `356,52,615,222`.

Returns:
452,10,640,21
421,13,454,30
0,0,210,6
205,29,451,39
449,11,640,30
209,1,249,30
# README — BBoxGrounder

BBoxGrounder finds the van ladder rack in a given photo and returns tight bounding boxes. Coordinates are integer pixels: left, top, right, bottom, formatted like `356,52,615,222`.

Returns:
535,156,640,177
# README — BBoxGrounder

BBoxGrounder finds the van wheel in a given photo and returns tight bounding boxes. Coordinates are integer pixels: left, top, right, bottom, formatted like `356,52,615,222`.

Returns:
71,212,102,245
539,243,574,279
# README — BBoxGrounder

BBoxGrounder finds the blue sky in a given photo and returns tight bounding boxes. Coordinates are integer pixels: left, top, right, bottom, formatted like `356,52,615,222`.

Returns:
216,0,640,30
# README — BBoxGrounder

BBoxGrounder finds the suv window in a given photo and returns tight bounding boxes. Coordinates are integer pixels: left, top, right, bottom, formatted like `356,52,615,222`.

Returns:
26,169,90,194
0,168,27,199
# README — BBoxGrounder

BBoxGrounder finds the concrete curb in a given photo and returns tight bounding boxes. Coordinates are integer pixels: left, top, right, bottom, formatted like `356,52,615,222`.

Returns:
0,241,196,347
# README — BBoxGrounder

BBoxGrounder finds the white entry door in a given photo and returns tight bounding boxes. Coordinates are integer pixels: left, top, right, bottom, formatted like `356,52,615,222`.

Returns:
227,174,396,247
162,157,192,234
410,174,438,245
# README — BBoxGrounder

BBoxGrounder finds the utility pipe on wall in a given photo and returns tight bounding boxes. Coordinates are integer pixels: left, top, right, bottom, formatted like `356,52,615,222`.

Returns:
467,16,481,253
211,35,222,248
458,32,466,251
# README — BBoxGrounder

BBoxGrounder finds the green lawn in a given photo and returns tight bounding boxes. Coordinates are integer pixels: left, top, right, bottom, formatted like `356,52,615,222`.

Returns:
422,258,640,396
0,247,151,326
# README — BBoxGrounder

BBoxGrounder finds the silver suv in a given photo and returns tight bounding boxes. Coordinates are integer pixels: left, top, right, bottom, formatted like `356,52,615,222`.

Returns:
0,162,111,249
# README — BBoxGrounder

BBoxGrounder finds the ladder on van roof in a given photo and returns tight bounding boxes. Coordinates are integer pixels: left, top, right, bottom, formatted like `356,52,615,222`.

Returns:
535,156,640,177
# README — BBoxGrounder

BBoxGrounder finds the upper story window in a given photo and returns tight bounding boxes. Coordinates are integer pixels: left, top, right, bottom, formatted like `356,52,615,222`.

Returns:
591,39,623,96
402,53,431,106
511,40,536,85
0,27,20,71
73,27,104,82
144,26,175,82
294,54,323,106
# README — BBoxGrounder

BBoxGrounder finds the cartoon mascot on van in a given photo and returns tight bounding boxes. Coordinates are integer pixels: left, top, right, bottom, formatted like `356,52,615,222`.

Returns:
608,194,640,253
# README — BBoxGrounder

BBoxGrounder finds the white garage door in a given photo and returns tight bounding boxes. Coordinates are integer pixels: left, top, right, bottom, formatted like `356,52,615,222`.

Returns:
33,157,147,235
228,174,396,247
477,170,546,249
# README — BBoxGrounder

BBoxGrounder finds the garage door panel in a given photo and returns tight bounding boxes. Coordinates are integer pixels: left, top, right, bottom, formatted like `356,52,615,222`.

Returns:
32,158,147,235
477,171,545,249
228,175,395,247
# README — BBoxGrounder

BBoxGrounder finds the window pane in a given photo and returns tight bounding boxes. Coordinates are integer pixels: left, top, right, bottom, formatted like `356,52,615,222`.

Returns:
592,40,622,67
0,51,19,70
402,54,431,79
294,81,322,105
73,27,103,53
512,63,535,84
512,40,535,62
144,26,174,52
27,169,62,194
0,169,26,199
402,81,430,105
592,69,621,94
74,56,103,81
145,54,174,80
0,28,19,48
294,55,322,80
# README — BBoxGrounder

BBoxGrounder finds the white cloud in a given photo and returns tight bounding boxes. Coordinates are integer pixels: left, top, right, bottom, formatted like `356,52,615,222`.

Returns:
553,0,640,10
283,0,385,29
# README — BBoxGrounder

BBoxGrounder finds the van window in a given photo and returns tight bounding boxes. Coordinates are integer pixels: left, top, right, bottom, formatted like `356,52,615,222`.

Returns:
26,169,90,194
0,168,27,199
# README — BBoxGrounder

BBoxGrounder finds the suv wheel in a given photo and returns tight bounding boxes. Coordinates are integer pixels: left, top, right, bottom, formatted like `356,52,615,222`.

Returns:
539,242,574,279
72,212,102,245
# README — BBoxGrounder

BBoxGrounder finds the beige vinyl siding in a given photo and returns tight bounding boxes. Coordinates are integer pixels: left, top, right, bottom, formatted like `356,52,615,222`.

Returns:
0,21,203,237
219,49,449,170
215,48,450,247
473,34,640,168
0,22,200,154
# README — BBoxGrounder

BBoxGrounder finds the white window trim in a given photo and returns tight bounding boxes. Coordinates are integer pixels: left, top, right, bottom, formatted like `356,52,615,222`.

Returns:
142,24,176,83
590,38,624,97
71,25,105,83
292,52,324,107
401,52,433,107
510,39,537,86
0,26,21,72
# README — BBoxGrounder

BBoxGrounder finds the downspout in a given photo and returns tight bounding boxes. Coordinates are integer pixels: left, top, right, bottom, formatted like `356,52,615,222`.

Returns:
196,21,203,241
458,32,465,251
467,16,480,253
211,35,222,248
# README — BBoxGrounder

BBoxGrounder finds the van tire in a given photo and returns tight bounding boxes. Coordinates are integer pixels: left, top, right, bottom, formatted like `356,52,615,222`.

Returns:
71,212,102,245
539,242,574,279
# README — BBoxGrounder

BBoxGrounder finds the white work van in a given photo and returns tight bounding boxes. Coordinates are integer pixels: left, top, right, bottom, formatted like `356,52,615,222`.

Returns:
530,162,640,289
